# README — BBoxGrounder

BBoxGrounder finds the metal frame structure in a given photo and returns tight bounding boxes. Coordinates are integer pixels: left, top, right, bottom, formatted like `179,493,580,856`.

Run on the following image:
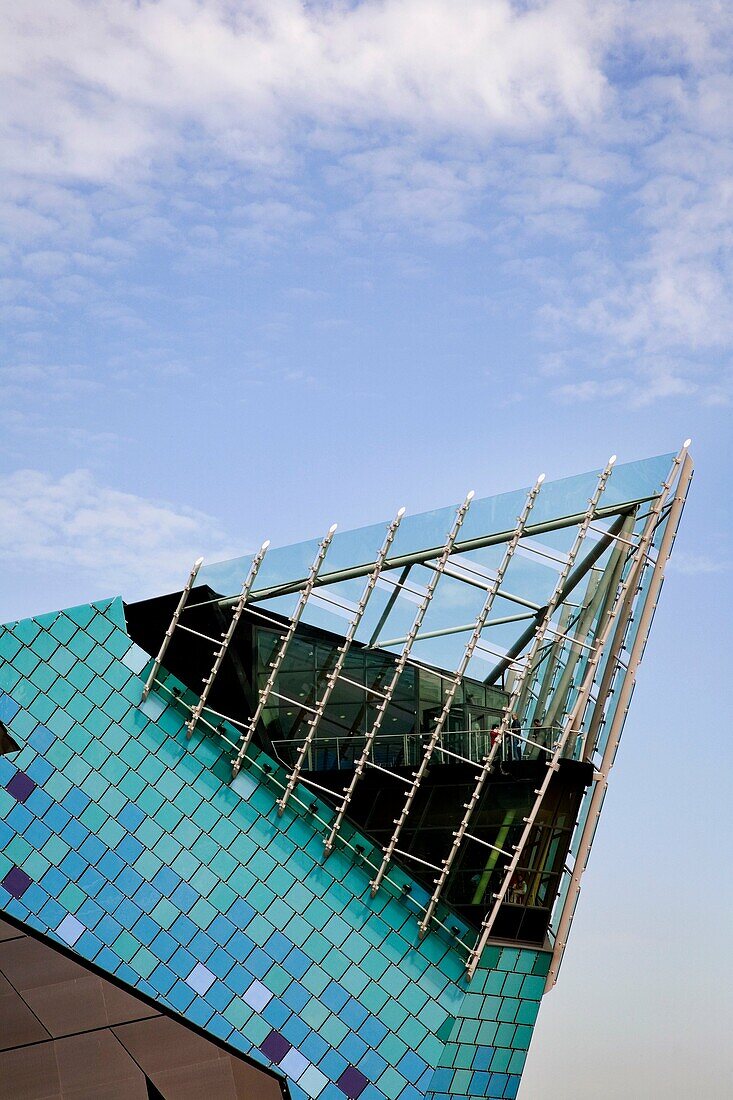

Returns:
464,442,691,978
322,491,475,854
415,457,618,937
368,474,545,897
140,446,692,980
276,507,405,816
542,445,693,990
141,556,203,702
185,542,270,741
230,524,339,777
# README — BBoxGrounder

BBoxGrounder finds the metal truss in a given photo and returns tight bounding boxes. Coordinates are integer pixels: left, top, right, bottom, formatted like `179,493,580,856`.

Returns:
216,496,661,613
322,491,475,855
276,507,406,816
139,450,690,980
465,442,691,979
542,445,693,991
230,524,338,777
141,556,203,702
368,475,545,897
185,541,270,741
416,457,618,939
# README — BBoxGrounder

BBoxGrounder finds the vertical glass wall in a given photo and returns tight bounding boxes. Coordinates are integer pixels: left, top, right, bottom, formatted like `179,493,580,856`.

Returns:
256,625,508,771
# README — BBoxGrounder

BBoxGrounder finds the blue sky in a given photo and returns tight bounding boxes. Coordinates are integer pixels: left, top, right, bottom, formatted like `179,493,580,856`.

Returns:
1,3,731,1096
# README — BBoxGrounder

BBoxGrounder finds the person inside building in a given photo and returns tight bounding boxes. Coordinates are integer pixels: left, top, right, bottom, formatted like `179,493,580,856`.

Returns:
532,716,545,755
510,712,523,760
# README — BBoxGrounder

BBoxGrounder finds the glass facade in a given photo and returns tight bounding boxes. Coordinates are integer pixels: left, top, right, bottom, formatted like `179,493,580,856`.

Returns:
257,623,508,772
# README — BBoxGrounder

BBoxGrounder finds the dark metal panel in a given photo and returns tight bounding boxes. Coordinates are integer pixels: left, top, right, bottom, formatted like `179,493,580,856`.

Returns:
0,971,50,1051
114,1016,285,1100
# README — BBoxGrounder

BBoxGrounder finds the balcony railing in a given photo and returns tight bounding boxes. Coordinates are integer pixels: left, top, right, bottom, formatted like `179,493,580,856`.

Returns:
271,723,579,773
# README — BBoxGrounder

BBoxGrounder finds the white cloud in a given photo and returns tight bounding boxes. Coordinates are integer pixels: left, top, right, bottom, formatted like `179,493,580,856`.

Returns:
0,469,239,598
1,1,608,186
0,1,731,405
668,549,731,575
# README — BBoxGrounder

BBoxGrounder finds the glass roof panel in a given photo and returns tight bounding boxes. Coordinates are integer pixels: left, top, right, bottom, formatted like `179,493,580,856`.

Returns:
198,453,673,603
196,453,674,677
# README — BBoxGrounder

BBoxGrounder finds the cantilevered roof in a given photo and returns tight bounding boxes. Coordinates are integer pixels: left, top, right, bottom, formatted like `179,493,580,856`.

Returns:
196,452,675,681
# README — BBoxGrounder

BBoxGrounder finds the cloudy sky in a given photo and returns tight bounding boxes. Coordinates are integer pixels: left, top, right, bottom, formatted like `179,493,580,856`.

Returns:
1,3,731,1097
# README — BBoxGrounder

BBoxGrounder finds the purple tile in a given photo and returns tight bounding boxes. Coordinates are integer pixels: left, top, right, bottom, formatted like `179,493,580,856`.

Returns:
1,866,32,899
260,1029,292,1065
5,772,36,803
337,1066,369,1099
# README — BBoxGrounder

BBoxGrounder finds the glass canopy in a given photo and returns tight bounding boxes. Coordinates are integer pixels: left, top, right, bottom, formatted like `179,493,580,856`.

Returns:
197,453,673,686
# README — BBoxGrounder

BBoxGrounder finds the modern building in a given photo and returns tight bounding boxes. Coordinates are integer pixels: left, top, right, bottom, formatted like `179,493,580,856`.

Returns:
0,446,692,1099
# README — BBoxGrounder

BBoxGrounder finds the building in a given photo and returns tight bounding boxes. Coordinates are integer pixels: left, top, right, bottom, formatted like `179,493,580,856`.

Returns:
0,446,692,1099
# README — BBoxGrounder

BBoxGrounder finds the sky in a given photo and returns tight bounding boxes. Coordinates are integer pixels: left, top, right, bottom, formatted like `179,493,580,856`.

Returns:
1,2,732,1096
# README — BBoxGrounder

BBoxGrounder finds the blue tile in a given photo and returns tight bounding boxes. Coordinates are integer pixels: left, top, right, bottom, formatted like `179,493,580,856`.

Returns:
170,914,197,946
61,787,90,815
170,946,196,978
118,802,145,832
209,913,236,945
323,980,349,1014
283,946,310,980
206,947,234,980
263,998,291,1030
152,866,181,897
132,882,161,912
116,835,144,864
44,804,71,833
171,882,198,911
116,898,143,928
79,834,106,865
341,997,368,1030
265,930,291,962
228,898,255,925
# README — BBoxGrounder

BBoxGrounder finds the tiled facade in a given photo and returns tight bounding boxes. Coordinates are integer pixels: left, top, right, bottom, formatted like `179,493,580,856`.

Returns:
0,597,548,1099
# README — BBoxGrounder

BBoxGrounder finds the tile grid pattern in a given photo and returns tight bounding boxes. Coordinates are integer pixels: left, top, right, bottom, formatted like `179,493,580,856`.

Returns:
0,598,548,1099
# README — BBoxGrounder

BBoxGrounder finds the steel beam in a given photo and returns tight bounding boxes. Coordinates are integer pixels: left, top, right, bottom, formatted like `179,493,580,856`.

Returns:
185,541,270,741
322,491,475,855
141,556,203,701
465,443,690,978
543,447,693,991
215,499,652,612
276,507,405,816
417,458,618,940
484,509,633,685
230,524,338,777
369,475,545,898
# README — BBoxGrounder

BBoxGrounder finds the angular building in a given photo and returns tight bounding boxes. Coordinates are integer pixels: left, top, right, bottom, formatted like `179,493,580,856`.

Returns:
0,447,692,1099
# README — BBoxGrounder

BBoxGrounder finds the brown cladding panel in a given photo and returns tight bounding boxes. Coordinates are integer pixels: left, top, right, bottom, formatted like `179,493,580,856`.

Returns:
0,970,50,1051
0,921,285,1099
115,1015,285,1100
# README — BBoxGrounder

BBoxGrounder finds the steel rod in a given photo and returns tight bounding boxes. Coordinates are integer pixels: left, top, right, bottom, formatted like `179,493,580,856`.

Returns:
185,541,270,742
323,491,475,855
369,475,545,899
466,443,690,978
141,556,203,701
217,500,649,610
543,447,692,991
230,524,338,776
484,509,632,685
277,507,405,815
418,458,618,939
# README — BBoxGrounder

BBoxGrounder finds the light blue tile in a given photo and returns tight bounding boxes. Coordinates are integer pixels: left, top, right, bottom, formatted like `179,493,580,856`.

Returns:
56,912,85,946
243,977,273,1011
185,961,216,996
